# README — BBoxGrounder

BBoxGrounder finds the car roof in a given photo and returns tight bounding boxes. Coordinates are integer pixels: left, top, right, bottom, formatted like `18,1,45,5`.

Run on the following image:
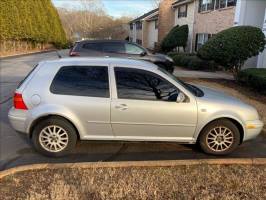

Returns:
76,40,127,44
41,57,158,70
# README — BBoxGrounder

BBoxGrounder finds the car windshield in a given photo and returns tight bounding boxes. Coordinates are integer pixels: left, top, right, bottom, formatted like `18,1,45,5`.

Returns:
158,68,204,97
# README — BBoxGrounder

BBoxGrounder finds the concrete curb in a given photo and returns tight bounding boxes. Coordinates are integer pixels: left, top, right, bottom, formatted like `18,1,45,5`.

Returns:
1,158,266,179
0,49,56,60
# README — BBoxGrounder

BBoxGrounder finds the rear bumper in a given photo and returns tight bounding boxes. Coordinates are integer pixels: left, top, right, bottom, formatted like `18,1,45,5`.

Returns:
243,120,264,141
8,107,29,134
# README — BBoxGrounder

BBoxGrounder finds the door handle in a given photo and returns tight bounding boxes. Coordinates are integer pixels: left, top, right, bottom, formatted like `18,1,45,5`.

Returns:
115,104,128,111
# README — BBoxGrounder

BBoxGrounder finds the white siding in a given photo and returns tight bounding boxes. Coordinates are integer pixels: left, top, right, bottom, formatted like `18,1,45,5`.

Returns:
174,2,195,52
234,0,266,68
147,21,158,49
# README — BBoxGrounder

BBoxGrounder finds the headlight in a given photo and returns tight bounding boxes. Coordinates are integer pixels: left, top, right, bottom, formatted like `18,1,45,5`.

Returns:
166,56,173,62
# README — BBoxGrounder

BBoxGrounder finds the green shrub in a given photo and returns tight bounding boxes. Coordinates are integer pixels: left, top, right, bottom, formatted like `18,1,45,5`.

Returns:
171,53,218,71
237,68,266,93
198,26,266,75
161,25,189,52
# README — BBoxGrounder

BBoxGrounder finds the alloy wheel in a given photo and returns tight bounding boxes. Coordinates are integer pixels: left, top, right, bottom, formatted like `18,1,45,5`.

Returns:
206,126,234,152
39,125,69,152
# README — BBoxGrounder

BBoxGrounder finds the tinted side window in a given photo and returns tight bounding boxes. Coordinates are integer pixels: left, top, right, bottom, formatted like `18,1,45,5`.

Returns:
102,42,125,53
82,43,102,52
115,67,179,101
50,66,109,98
125,43,144,54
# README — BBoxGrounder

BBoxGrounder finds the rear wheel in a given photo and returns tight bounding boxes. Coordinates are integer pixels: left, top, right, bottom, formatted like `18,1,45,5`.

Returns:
199,119,240,155
32,117,77,157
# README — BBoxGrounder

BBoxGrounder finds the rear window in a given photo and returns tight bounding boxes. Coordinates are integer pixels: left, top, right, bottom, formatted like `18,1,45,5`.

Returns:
50,66,109,98
17,64,38,89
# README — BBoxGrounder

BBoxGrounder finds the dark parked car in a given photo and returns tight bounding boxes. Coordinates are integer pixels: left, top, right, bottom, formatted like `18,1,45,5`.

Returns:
69,40,174,73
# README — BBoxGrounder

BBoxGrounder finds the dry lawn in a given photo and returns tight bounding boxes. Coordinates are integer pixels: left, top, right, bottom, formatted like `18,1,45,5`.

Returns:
182,78,266,133
0,164,265,200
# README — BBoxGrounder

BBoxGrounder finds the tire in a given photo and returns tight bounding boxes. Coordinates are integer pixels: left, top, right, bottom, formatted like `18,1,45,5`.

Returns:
32,117,77,157
199,119,240,155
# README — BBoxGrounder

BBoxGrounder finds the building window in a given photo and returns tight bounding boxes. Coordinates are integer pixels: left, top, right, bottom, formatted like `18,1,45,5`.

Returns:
215,0,237,9
130,23,133,30
155,19,158,29
196,33,211,51
199,0,236,13
178,5,188,18
136,39,142,45
129,37,133,42
136,21,142,30
198,0,215,12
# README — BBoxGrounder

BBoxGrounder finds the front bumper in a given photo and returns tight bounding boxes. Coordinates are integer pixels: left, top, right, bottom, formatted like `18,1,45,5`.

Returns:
243,120,264,141
8,107,29,134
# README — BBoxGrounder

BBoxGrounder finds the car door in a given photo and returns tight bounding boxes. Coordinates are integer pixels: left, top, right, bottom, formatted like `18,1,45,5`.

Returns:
110,66,198,142
50,65,113,139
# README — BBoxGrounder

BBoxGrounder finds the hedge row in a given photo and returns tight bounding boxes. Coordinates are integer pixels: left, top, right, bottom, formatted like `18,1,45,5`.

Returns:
237,68,266,94
0,0,67,48
169,53,218,71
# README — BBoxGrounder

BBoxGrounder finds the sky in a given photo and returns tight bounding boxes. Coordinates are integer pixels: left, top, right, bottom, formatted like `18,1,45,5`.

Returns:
52,0,157,18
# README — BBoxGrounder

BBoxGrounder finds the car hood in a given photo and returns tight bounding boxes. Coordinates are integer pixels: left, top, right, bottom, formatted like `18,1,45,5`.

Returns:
197,85,246,106
195,85,260,121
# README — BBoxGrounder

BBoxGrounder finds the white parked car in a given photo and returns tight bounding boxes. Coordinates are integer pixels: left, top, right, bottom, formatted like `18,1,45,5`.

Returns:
8,58,263,157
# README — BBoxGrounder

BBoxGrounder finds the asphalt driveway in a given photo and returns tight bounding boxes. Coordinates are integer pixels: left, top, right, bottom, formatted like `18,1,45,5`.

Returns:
0,51,265,170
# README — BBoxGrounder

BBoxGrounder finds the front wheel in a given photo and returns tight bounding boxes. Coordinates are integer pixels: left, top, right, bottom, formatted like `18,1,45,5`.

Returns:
199,119,240,155
32,117,77,157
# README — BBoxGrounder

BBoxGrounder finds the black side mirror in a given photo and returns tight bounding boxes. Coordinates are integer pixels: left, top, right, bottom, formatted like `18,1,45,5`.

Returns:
140,51,147,57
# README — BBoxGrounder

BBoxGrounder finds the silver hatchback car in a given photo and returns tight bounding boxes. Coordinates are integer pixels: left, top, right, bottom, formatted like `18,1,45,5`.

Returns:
8,58,263,157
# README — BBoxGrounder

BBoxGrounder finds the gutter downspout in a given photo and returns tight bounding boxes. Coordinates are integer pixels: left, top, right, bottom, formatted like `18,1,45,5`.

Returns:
190,0,196,53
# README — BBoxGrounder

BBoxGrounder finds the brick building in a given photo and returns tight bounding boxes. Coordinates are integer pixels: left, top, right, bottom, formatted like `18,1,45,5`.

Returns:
129,0,266,68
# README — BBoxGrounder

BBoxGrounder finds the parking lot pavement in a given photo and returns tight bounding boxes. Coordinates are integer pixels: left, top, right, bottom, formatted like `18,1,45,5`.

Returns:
0,51,266,170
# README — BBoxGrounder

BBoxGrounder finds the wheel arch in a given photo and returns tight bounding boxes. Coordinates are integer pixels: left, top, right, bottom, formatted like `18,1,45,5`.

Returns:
29,114,80,140
196,117,245,144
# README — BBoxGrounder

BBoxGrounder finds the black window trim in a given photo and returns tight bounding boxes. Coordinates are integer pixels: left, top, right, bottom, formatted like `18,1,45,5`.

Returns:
114,67,185,102
50,65,110,98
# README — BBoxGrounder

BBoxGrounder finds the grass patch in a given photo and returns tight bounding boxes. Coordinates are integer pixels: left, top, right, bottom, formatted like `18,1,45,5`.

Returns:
0,164,265,200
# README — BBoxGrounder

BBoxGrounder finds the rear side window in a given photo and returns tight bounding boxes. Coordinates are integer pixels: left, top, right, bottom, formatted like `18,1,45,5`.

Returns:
50,66,109,98
102,42,125,53
82,43,102,52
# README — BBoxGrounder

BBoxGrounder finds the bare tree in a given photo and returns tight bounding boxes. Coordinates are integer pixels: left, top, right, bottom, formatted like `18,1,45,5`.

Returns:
152,0,161,8
56,0,132,41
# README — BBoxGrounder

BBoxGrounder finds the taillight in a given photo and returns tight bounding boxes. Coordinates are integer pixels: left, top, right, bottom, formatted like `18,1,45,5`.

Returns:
13,93,28,110
69,51,80,56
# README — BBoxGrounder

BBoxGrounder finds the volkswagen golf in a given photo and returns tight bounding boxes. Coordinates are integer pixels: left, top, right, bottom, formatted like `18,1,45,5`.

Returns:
8,58,263,157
